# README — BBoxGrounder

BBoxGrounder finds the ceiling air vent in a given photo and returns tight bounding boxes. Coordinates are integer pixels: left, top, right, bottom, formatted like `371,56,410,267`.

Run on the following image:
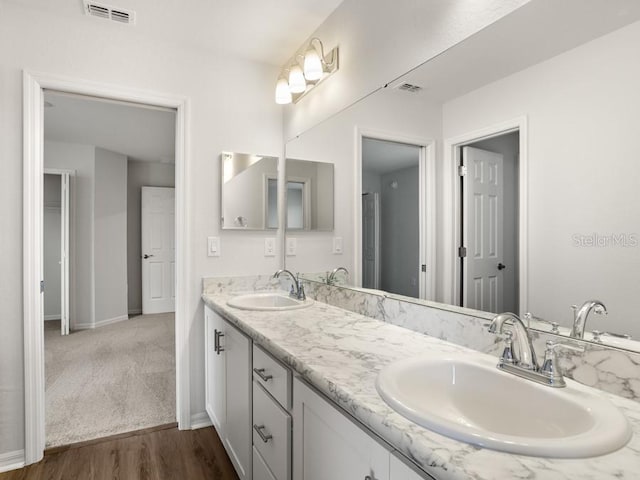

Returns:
83,1,136,25
395,83,423,94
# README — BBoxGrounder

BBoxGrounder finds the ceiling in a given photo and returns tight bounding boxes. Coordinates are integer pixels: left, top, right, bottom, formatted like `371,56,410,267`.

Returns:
44,91,176,163
7,0,344,66
362,138,420,176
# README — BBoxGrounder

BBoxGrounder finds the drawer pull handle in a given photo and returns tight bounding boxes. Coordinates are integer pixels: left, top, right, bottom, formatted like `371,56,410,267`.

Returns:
214,330,224,355
253,367,273,382
253,424,273,443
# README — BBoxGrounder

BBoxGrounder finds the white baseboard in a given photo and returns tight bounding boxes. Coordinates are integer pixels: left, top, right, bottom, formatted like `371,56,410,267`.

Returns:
128,308,142,316
0,450,25,473
190,411,212,430
44,315,61,321
75,314,129,330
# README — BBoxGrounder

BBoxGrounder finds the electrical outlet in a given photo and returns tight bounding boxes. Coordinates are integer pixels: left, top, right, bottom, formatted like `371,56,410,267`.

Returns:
286,237,297,256
207,236,220,257
333,236,343,254
264,237,276,257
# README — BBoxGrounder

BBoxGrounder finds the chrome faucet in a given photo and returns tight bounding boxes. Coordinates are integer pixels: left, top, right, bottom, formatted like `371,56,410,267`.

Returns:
489,313,538,370
273,269,306,300
327,266,349,285
489,312,583,387
570,300,607,339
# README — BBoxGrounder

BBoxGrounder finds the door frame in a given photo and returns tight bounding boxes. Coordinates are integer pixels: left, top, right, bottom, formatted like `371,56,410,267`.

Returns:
442,116,528,314
43,168,74,334
23,71,192,465
354,127,436,300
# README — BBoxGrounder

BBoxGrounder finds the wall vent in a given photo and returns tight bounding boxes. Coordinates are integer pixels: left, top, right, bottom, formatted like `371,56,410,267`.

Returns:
83,1,136,25
395,83,423,93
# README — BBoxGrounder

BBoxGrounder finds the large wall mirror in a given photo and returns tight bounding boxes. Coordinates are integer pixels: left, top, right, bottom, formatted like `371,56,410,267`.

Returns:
284,0,640,352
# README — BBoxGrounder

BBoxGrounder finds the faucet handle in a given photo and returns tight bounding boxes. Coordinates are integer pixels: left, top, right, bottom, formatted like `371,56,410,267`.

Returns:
499,330,517,365
539,340,583,387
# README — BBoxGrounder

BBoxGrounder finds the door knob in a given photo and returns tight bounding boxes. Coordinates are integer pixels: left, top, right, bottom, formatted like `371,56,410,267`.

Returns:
497,263,506,270
143,254,154,259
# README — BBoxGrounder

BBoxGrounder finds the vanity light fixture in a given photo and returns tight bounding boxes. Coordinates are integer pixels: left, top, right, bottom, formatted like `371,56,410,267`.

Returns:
274,37,339,105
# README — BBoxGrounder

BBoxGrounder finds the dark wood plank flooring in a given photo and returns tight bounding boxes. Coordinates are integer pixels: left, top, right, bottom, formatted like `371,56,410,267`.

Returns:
0,424,239,480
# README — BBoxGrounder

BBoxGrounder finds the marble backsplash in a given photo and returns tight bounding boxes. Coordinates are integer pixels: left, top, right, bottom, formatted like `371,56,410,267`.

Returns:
202,275,640,403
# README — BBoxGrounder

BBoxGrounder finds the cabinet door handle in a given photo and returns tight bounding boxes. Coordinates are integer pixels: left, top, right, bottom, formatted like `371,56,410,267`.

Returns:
214,329,224,355
253,367,273,382
253,424,273,443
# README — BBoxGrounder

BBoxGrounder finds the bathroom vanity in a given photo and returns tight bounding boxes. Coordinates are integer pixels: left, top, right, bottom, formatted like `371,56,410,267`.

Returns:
202,285,640,480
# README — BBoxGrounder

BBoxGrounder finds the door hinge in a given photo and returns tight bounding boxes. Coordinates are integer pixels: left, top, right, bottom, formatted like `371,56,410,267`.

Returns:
421,264,427,272
458,165,467,176
458,246,467,258
40,280,45,293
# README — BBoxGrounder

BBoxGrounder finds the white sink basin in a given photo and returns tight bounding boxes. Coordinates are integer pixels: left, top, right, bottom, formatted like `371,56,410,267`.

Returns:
376,354,631,458
227,292,313,311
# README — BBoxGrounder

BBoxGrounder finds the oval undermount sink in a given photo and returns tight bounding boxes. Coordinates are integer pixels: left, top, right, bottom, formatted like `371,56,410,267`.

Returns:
376,354,631,458
227,292,313,311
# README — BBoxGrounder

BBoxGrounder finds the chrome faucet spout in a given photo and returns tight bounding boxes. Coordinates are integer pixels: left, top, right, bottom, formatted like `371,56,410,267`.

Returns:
489,312,538,371
570,300,607,339
327,266,349,285
273,269,305,300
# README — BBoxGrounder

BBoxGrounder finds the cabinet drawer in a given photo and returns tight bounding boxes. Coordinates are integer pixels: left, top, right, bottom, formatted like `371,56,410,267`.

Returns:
253,344,291,410
253,446,277,480
253,382,291,480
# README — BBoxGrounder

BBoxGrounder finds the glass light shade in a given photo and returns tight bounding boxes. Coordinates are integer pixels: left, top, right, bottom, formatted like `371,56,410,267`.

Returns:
288,65,307,93
303,48,323,81
275,77,292,104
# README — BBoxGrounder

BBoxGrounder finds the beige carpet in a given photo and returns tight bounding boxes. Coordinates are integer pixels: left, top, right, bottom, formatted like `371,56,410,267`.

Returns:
45,313,176,448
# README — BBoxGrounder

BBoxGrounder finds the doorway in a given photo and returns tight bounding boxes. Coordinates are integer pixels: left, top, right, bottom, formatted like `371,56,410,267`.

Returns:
43,170,72,336
41,90,177,448
23,72,190,465
442,117,527,315
459,132,519,314
355,131,435,300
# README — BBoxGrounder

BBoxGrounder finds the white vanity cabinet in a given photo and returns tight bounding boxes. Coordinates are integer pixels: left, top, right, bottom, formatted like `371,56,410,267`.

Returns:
293,377,391,480
252,344,293,480
292,377,436,480
204,305,252,480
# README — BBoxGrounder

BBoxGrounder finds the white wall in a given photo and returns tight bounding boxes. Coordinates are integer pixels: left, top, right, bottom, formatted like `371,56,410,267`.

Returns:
443,20,640,336
43,174,61,320
469,133,519,313
1,2,282,456
93,148,128,326
283,0,530,139
127,160,175,315
285,88,441,276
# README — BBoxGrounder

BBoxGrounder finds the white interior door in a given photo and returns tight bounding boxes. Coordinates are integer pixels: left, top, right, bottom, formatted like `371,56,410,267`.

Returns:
463,146,504,313
60,173,70,335
362,192,380,289
142,186,175,314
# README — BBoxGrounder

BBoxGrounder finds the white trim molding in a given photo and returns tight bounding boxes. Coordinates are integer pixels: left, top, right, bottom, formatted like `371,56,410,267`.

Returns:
23,71,192,466
75,314,130,330
0,450,25,473
190,411,213,430
441,116,528,314
354,127,436,300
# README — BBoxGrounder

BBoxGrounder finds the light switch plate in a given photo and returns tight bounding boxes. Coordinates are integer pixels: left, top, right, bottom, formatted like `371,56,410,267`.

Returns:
333,236,343,254
286,237,297,256
207,236,220,257
264,237,276,257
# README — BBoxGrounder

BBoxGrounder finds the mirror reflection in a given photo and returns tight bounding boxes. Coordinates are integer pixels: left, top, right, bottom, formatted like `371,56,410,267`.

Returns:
285,158,334,231
285,4,640,351
220,151,278,230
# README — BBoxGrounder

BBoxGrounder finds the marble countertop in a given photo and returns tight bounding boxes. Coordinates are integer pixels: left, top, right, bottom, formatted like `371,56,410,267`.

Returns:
202,292,640,480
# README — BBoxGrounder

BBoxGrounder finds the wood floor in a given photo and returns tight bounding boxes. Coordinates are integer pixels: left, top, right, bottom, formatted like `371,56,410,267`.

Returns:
0,425,239,480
